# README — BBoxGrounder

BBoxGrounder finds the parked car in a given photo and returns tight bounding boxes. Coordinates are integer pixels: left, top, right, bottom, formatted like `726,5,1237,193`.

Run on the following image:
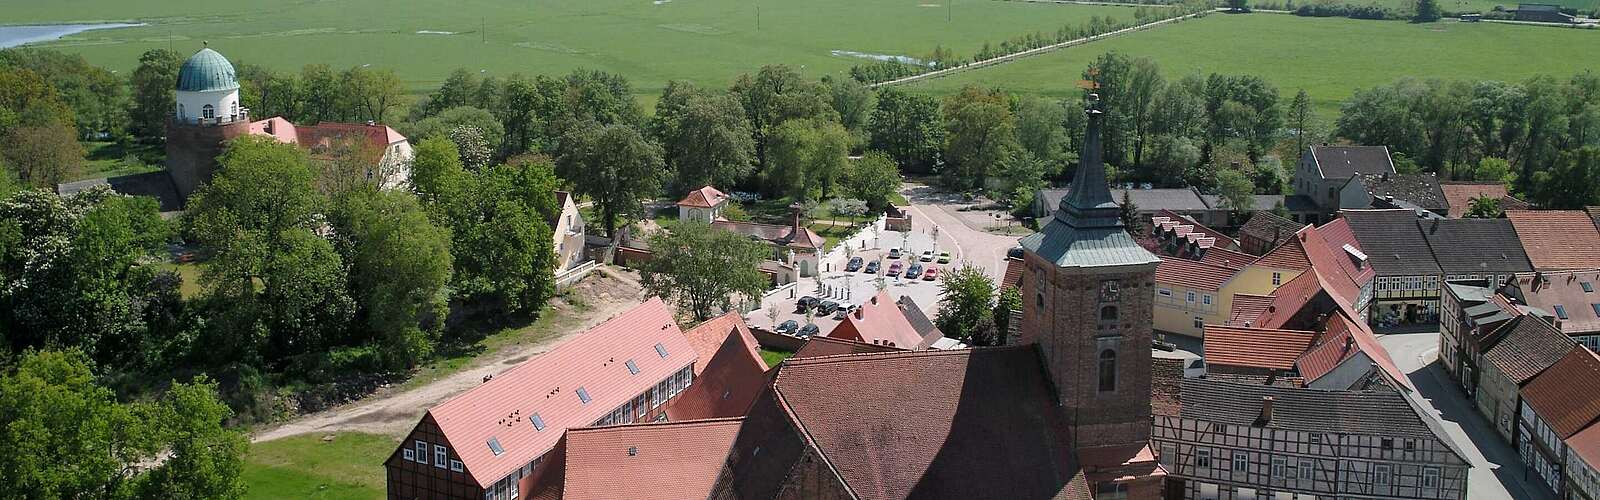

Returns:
845,256,863,272
1007,246,1025,259
920,250,934,262
816,300,840,316
922,266,939,281
776,320,799,335
888,247,902,259
905,263,924,279
796,296,818,313
833,304,856,320
798,323,820,337
864,260,880,274
1184,358,1207,378
937,251,951,264
887,261,904,277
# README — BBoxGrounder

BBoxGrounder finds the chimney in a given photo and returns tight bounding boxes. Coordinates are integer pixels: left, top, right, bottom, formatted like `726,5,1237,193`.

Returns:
1260,396,1275,423
854,307,864,320
1344,336,1355,352
789,203,803,234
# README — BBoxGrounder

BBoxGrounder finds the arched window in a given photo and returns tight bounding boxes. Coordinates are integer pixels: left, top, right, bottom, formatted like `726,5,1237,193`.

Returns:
202,104,215,120
1098,349,1117,392
230,101,239,119
1100,305,1118,321
1035,293,1045,310
178,104,186,119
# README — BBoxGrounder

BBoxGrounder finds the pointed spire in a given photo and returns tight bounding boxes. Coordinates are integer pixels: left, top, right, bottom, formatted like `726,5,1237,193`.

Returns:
1064,94,1116,214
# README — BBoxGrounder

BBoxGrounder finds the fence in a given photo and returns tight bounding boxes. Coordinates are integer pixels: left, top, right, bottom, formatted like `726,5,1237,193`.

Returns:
554,260,598,291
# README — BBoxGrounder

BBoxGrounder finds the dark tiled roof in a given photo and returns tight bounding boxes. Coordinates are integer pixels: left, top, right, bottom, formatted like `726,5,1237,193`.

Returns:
1309,146,1395,179
747,347,1090,499
1419,218,1534,277
1238,211,1305,249
1285,195,1321,212
1353,173,1448,211
1507,210,1600,271
1521,347,1600,438
1178,378,1436,438
896,295,944,344
57,171,184,213
1339,209,1441,276
1482,315,1574,384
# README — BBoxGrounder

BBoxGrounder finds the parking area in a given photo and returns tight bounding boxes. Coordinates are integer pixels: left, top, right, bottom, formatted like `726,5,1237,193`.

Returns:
748,247,952,337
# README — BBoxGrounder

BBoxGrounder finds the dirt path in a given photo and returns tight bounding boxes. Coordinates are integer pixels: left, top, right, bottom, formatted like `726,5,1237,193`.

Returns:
251,266,645,443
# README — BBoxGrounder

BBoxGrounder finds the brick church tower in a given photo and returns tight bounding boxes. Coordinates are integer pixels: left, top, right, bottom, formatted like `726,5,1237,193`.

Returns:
1017,95,1160,450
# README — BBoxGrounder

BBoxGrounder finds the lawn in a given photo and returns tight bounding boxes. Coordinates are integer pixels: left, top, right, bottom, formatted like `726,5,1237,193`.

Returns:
21,0,1156,97
906,14,1600,118
78,141,162,182
759,348,794,366
394,294,590,392
241,432,389,500
157,262,204,299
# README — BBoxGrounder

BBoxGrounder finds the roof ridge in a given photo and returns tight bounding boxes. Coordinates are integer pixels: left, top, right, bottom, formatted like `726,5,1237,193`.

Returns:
782,345,1028,365
568,416,745,433
1206,325,1318,334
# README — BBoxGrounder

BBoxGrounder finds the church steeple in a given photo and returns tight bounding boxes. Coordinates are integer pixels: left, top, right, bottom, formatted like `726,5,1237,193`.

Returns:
1061,94,1118,221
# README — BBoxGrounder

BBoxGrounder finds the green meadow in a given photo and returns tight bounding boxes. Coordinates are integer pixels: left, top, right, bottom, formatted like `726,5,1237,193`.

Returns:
14,0,1151,96
906,13,1600,117
241,433,389,500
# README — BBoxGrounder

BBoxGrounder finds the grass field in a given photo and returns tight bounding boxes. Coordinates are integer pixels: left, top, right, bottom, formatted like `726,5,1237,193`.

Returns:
16,0,1154,96
241,432,388,500
906,13,1600,117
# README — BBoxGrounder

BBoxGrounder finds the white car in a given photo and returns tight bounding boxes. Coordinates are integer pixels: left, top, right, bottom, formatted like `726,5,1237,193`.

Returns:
920,250,935,262
1184,358,1207,378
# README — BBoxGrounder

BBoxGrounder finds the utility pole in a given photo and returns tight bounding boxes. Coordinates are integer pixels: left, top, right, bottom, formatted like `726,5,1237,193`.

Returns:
482,18,486,44
947,0,952,22
755,0,761,32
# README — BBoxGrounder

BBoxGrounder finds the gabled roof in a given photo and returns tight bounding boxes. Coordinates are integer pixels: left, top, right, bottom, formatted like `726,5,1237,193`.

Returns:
1253,223,1368,307
1001,257,1024,290
1339,209,1441,277
1507,210,1600,271
754,347,1090,500
248,119,407,165
1521,347,1600,438
1293,300,1412,391
1150,210,1240,250
1440,182,1527,218
1312,217,1376,289
1482,315,1574,384
826,291,930,349
1254,233,1313,270
681,312,758,375
1202,325,1317,371
662,326,770,421
1419,218,1534,277
793,335,905,359
1156,257,1239,292
1502,271,1600,335
710,220,824,250
896,295,945,346
676,185,727,208
1237,211,1305,249
1229,294,1275,327
1308,145,1395,179
425,298,695,488
1350,172,1448,211
1198,247,1256,270
559,418,743,500
1178,378,1436,438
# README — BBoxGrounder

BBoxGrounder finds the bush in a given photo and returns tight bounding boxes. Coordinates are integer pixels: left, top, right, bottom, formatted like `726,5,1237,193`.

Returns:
1294,3,1398,19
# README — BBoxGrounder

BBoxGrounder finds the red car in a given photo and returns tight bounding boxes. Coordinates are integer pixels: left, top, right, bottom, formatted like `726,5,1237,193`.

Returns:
887,261,904,277
922,266,939,281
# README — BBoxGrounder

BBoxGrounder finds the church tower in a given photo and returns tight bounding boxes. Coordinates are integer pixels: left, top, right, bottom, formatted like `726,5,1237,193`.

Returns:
166,45,250,202
1016,95,1159,449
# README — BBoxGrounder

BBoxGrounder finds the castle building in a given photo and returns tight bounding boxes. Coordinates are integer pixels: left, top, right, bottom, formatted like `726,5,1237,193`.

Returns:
165,46,411,203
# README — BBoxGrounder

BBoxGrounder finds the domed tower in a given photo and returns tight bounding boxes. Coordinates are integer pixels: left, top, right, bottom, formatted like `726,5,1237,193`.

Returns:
1016,95,1160,449
166,45,251,203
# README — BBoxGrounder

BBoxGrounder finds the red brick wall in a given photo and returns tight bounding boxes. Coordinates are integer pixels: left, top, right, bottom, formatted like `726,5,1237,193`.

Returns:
164,120,250,203
386,415,483,500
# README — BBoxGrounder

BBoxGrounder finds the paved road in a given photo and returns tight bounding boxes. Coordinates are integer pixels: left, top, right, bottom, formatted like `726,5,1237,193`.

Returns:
1380,331,1550,500
901,188,1021,280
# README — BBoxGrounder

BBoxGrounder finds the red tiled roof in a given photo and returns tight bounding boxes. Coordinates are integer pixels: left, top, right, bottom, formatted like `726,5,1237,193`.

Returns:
710,220,824,250
1505,271,1600,335
1508,210,1600,271
792,335,904,358
248,118,407,164
1254,271,1324,329
1156,257,1238,292
425,298,696,488
662,326,771,421
560,417,743,500
1001,257,1024,290
1198,246,1256,270
1253,232,1313,270
1569,422,1600,476
1521,347,1600,438
676,185,727,208
826,290,929,349
1314,217,1376,287
681,312,760,375
1294,305,1412,391
1202,325,1317,371
1228,294,1275,327
1441,182,1509,218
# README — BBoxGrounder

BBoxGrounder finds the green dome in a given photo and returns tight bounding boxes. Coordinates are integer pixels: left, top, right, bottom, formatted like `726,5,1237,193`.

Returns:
176,48,239,92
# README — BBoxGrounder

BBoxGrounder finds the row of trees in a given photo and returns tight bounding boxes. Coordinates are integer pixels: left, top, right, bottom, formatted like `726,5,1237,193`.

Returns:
1335,73,1600,208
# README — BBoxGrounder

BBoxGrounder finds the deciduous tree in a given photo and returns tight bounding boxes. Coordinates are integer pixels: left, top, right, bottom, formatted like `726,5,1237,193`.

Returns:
641,222,771,321
935,264,996,342
129,49,180,141
556,122,664,237
868,88,944,174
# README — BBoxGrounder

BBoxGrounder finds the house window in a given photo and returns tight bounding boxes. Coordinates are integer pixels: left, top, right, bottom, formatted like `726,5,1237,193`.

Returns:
1101,306,1118,321
1187,291,1196,303
229,101,238,119
1160,444,1175,467
202,104,215,119
1404,439,1415,452
1374,464,1392,485
487,438,505,456
1310,433,1322,444
1194,317,1204,329
1196,449,1212,469
1583,282,1594,293
415,440,428,463
1158,288,1173,297
1272,457,1286,477
1203,294,1212,306
1423,467,1440,488
1036,293,1045,310
435,445,447,468
1095,482,1128,500
1381,438,1394,450
451,459,464,472
1299,460,1313,479
1098,349,1117,392
403,448,415,461
1555,305,1569,320
1233,452,1248,472
1592,304,1600,317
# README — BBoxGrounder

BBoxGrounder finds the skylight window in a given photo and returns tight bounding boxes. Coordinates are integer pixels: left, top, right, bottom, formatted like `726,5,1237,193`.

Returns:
487,438,505,456
577,386,592,404
1555,305,1569,320
655,343,669,358
625,359,640,375
1584,282,1595,293
531,413,546,431
1592,304,1600,317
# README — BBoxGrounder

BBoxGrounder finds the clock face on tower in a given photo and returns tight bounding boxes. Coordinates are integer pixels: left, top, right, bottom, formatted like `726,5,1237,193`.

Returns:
1099,280,1120,303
